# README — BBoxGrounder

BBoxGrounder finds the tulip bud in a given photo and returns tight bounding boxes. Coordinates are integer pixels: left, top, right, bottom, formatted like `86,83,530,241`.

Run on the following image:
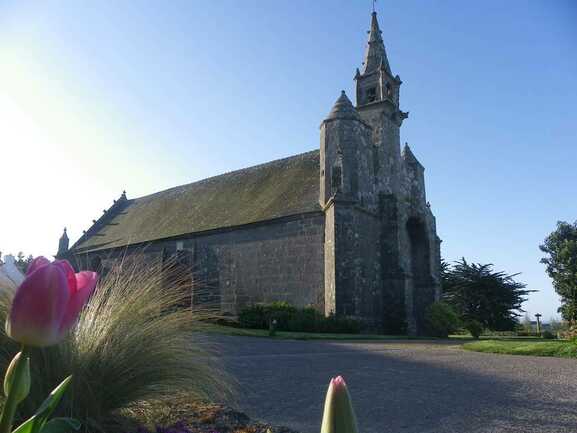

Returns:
320,376,358,433
3,352,30,403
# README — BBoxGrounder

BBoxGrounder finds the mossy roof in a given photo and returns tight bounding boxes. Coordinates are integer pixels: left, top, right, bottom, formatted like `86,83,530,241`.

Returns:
71,150,321,253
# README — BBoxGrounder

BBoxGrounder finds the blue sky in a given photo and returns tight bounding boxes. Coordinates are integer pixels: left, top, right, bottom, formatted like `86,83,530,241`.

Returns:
1,1,576,320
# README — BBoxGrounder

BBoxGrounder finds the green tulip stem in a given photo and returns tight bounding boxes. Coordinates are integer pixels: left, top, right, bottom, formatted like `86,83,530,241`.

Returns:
0,346,29,433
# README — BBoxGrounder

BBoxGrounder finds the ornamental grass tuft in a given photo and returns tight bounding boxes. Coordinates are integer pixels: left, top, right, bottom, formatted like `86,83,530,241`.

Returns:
0,255,232,433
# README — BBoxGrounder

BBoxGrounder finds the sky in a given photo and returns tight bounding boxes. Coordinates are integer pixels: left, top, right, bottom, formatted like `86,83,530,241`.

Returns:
0,0,576,320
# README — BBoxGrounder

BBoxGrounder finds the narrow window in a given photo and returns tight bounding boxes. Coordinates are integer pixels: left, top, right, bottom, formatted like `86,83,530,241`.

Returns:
367,87,377,103
386,82,393,98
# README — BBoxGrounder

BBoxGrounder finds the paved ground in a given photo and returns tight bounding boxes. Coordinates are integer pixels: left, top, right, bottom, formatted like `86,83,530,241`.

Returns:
207,335,577,433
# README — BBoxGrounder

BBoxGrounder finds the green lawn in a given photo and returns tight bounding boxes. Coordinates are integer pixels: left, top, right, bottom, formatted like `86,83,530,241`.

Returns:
203,324,427,341
204,326,577,355
463,339,577,358
450,334,544,341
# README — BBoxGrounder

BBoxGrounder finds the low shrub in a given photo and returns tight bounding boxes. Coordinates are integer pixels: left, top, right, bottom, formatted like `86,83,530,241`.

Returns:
425,302,460,338
515,331,540,337
542,330,556,340
464,320,484,339
238,301,297,330
484,330,517,337
286,306,318,332
316,313,362,334
238,303,361,334
560,323,577,341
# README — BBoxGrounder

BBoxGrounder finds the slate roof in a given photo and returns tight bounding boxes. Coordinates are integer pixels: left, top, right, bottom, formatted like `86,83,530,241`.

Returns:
71,150,321,253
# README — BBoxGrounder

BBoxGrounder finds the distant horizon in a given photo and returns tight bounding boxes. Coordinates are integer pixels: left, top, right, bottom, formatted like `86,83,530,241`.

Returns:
1,0,575,319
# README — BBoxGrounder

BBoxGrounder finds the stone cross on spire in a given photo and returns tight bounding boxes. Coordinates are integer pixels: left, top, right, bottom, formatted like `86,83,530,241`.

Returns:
361,11,391,76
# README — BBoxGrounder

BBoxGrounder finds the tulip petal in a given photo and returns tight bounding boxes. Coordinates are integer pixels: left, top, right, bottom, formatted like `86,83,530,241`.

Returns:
26,256,51,276
333,376,347,390
59,271,98,334
7,264,70,347
53,260,77,293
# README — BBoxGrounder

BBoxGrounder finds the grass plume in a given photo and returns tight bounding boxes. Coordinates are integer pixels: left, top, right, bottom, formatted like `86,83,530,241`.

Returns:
0,255,232,432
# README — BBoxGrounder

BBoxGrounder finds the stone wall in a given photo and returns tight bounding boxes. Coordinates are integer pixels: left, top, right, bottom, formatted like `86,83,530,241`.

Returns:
193,213,326,313
357,104,402,196
73,213,326,315
331,203,382,326
325,198,385,329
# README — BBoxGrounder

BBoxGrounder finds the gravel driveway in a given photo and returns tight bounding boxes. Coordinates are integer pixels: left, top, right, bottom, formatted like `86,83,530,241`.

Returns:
207,335,577,433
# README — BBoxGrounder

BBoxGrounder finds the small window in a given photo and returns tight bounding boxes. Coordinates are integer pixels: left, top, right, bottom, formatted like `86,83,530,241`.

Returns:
386,82,393,97
176,241,184,251
366,87,377,103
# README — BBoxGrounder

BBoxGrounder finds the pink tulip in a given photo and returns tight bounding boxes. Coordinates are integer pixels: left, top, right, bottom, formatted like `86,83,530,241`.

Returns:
5,257,98,347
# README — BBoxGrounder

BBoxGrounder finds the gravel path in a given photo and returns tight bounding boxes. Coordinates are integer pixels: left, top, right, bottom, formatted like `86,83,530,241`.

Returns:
208,335,577,433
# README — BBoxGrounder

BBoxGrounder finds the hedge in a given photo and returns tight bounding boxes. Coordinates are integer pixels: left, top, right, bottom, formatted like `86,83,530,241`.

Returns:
238,302,361,334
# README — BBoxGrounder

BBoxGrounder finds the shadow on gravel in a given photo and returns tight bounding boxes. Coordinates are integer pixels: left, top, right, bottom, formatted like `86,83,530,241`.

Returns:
210,335,577,433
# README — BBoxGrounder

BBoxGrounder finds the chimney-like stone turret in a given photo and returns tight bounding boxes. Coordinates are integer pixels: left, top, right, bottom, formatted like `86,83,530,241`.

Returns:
57,227,69,257
319,91,372,208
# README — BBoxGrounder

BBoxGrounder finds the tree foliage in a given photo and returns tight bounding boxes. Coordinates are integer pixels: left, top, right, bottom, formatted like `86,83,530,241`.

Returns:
442,258,535,332
540,220,577,322
521,312,533,333
0,252,33,274
14,253,33,274
424,302,460,338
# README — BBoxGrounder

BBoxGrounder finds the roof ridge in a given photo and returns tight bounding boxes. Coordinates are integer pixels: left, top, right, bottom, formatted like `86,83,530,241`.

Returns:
134,149,319,201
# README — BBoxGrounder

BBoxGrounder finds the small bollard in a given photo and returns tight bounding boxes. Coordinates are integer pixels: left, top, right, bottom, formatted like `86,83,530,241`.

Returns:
269,319,277,337
535,313,542,337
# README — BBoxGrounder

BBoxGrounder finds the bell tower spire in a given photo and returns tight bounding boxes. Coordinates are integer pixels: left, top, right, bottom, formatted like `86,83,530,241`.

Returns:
354,9,408,196
355,10,403,111
361,11,391,76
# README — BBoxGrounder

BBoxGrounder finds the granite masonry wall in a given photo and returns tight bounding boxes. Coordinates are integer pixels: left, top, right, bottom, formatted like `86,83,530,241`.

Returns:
331,204,382,325
73,213,326,315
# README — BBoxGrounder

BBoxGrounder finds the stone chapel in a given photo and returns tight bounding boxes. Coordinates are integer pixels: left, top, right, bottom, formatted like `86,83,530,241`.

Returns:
60,11,442,335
